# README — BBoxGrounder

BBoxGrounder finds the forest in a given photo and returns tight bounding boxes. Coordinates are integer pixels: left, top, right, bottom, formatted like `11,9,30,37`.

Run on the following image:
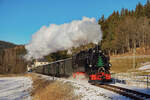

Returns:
99,0,150,54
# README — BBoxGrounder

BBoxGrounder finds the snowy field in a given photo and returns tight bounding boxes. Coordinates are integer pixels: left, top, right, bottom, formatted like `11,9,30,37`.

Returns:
0,77,32,100
139,63,150,71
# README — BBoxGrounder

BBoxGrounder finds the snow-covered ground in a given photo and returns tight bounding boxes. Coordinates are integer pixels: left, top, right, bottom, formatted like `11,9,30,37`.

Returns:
111,71,150,88
40,74,131,100
1,74,149,100
63,79,129,100
65,78,150,100
0,77,32,100
139,64,150,70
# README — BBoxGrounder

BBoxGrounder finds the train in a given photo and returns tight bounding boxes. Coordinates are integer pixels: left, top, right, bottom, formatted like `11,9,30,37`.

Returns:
32,45,112,84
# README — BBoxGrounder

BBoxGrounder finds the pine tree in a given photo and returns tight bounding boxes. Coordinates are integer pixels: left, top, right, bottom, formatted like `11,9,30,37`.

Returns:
135,3,144,18
145,0,150,18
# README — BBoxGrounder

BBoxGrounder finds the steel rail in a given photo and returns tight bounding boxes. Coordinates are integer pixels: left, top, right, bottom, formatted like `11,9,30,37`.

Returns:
97,84,150,100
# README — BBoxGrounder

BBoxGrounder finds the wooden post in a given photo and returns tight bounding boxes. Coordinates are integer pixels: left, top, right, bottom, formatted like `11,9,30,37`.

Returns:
133,42,136,69
147,75,149,89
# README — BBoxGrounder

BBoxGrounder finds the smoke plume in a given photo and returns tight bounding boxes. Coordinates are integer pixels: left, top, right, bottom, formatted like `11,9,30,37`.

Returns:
25,17,102,60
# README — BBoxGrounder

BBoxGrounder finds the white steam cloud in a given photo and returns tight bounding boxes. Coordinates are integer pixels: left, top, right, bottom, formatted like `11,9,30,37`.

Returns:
25,17,102,60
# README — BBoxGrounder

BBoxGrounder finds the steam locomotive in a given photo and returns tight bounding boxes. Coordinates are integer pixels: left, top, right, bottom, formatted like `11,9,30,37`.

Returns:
72,45,111,84
33,45,111,84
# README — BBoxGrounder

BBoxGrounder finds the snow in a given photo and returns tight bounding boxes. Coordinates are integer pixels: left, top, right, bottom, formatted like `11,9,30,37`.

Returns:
1,74,148,100
0,77,32,100
39,74,131,100
139,64,150,70
63,79,129,100
111,72,150,88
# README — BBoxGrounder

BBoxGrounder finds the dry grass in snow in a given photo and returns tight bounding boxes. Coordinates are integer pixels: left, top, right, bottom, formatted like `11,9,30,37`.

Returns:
27,73,77,100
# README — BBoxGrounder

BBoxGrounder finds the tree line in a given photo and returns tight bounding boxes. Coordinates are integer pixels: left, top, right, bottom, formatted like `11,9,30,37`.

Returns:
99,0,150,55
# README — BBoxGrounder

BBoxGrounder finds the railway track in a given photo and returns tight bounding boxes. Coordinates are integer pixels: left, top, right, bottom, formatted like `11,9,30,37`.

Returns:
97,84,150,100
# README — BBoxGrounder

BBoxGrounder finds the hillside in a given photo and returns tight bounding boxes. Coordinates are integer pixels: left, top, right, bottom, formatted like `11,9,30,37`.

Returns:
99,1,150,55
0,40,16,49
0,41,27,74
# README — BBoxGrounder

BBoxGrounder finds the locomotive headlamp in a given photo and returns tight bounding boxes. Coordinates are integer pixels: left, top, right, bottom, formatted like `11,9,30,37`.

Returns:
89,65,92,67
109,64,112,67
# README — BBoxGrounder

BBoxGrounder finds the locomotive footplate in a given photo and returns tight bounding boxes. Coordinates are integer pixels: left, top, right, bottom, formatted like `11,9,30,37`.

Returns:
88,72,112,84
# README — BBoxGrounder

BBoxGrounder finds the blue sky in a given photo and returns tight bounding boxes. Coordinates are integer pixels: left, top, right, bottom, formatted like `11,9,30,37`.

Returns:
0,0,147,44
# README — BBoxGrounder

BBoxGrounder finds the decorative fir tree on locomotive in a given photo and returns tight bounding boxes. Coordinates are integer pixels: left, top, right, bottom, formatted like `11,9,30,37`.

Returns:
72,45,112,84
